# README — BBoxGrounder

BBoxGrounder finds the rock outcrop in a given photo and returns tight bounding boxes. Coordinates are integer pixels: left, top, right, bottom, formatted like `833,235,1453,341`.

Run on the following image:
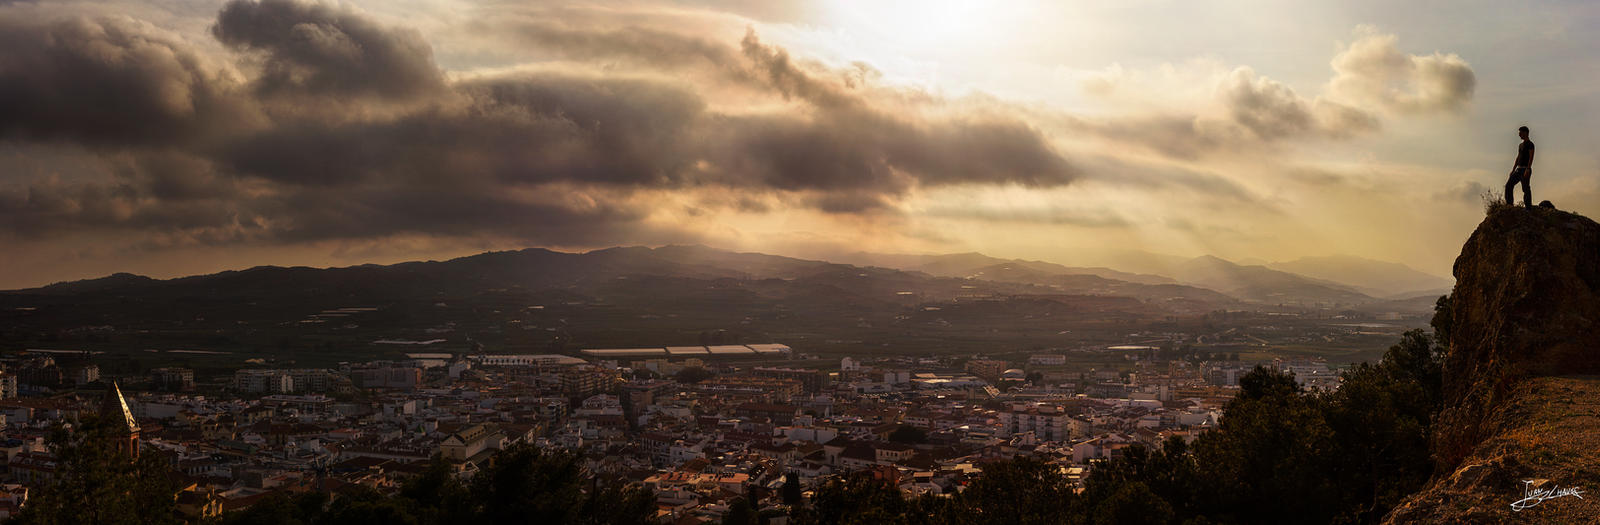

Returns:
1386,205,1600,523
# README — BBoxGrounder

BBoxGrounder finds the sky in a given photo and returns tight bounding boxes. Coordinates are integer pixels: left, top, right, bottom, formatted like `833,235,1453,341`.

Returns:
1,0,1597,289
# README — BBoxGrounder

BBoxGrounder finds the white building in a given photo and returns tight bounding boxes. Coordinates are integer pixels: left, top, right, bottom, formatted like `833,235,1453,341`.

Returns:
997,403,1086,442
470,354,586,368
233,369,332,393
234,370,293,393
440,423,507,462
1028,354,1066,366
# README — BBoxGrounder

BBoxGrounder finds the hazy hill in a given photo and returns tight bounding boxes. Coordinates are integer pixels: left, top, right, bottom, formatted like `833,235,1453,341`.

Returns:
1172,255,1374,305
4,245,1231,360
10,246,1022,303
833,251,1176,285
593,245,833,279
1069,249,1193,278
33,272,159,294
836,250,1402,306
953,263,1237,307
1269,255,1453,298
1350,293,1444,315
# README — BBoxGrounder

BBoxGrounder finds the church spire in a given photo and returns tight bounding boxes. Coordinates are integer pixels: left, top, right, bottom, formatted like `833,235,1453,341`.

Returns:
100,381,140,435
100,381,141,458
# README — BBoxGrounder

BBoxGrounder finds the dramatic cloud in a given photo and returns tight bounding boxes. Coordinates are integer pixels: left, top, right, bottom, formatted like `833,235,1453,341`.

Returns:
1220,67,1379,139
0,0,1521,289
1220,68,1318,138
1072,28,1470,161
1327,29,1477,114
212,0,445,100
0,1,1077,252
216,74,705,187
0,15,252,146
0,157,245,241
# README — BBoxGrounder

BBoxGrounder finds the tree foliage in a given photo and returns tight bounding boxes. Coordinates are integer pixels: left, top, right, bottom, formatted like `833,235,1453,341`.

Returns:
674,367,716,384
957,456,1075,525
1071,302,1449,525
724,497,759,525
888,425,927,444
782,472,803,506
796,297,1452,525
219,445,653,525
795,473,922,525
796,458,1078,525
11,416,180,525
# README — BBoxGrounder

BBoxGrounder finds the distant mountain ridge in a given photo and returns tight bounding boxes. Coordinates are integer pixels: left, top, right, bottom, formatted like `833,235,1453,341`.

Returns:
837,250,1394,306
834,252,1178,285
1268,255,1453,298
948,263,1235,305
10,246,1071,309
1171,255,1374,305
14,245,1444,309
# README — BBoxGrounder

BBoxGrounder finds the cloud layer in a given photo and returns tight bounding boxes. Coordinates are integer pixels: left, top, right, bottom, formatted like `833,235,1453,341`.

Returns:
0,0,1083,249
0,0,1498,288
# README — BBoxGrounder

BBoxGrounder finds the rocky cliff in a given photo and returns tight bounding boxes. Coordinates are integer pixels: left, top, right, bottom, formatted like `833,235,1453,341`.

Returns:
1386,205,1600,523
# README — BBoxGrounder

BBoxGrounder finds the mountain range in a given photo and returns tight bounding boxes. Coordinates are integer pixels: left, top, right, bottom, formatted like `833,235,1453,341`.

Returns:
9,245,1449,309
833,250,1450,306
1267,255,1454,298
0,244,1454,367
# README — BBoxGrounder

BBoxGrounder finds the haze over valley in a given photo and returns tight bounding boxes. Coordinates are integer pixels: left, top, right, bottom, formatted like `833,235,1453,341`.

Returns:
0,245,1445,373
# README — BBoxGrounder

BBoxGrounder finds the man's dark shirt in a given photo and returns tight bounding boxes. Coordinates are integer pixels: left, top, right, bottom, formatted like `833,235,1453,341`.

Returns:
1514,140,1535,168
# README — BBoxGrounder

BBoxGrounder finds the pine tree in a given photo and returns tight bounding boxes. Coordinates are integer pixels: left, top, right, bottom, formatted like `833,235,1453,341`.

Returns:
12,416,180,525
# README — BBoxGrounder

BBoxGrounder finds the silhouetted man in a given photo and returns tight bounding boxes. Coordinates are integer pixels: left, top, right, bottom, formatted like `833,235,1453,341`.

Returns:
1506,126,1535,207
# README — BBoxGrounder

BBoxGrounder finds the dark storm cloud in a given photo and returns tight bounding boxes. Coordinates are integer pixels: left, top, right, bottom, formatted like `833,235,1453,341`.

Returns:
0,168,243,240
0,148,690,250
119,151,242,201
212,0,445,100
500,25,1079,189
899,119,1076,186
0,1,1079,249
262,185,683,246
709,32,1076,190
215,73,705,187
702,112,1074,196
212,23,1075,196
0,15,252,147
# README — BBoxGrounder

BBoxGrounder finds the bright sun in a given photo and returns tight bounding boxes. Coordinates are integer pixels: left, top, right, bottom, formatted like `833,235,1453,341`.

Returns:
822,0,996,51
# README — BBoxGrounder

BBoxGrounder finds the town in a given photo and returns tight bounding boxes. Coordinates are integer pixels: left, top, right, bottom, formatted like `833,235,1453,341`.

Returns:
0,338,1348,523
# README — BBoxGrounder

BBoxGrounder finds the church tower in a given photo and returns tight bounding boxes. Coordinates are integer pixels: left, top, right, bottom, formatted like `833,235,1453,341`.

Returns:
100,381,140,457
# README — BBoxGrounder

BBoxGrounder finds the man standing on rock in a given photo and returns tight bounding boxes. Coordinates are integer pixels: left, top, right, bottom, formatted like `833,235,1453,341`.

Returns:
1506,126,1535,208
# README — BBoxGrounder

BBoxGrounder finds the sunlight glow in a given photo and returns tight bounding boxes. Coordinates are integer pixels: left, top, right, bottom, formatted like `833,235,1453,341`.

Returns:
821,0,1004,52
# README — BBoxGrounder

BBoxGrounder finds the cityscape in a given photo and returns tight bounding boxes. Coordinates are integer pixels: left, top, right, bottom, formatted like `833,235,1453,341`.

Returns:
1,0,1597,523
0,245,1432,523
1,331,1360,521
